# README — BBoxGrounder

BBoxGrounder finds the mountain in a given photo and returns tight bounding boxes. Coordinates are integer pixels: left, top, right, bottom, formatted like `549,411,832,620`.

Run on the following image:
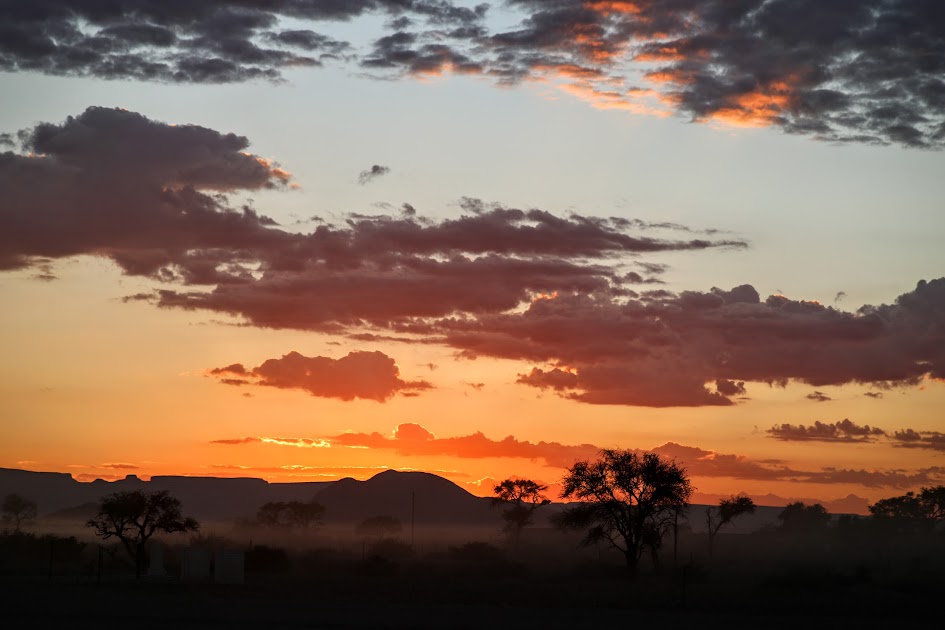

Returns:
313,470,496,525
0,467,331,521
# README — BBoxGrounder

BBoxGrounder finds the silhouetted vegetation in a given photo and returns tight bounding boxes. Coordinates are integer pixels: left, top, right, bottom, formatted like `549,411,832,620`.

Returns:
705,495,755,557
555,449,692,575
491,478,550,549
86,490,199,578
1,493,37,533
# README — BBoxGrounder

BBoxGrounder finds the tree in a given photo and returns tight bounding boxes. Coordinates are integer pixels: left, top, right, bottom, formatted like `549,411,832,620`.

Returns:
2,493,38,533
86,490,198,578
869,485,945,533
705,495,755,557
256,499,325,529
556,449,693,575
491,478,550,549
777,501,830,532
355,515,403,539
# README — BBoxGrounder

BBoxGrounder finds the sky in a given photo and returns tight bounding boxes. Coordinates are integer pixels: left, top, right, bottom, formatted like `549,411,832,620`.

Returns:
1,0,944,514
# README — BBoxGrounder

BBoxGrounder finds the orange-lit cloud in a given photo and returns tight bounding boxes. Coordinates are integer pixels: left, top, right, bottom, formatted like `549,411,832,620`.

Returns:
208,351,433,402
210,424,945,491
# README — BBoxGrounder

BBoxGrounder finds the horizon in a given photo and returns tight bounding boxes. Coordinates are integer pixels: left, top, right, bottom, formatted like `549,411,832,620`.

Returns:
2,1,944,520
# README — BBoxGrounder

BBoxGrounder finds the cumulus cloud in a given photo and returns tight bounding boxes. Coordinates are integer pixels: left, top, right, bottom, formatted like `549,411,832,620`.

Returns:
2,2,941,147
0,106,292,277
209,350,432,402
445,279,945,406
5,108,943,408
357,164,391,185
767,419,886,443
890,429,945,452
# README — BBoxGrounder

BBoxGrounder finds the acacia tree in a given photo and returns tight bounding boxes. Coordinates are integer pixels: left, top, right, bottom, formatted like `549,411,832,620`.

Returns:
869,485,945,533
2,493,38,533
705,495,756,557
556,449,693,575
86,490,199,578
491,479,551,549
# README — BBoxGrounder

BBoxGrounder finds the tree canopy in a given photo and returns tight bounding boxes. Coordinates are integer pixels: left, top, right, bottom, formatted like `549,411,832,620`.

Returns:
705,494,755,557
492,478,550,549
556,449,692,574
86,490,198,578
869,485,945,533
355,515,403,538
2,493,38,533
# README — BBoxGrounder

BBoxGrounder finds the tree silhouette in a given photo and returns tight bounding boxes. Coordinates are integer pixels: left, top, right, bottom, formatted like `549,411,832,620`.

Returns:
491,478,550,549
705,495,755,557
869,485,945,533
556,449,692,575
1,493,38,533
777,501,830,532
86,490,198,578
355,515,403,539
256,499,325,529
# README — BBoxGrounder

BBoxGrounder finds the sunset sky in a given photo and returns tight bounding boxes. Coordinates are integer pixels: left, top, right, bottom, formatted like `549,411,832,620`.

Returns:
1,0,944,514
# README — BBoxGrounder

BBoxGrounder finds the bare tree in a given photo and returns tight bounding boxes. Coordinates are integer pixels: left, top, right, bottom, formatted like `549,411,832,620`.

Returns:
556,449,692,576
492,478,550,549
86,490,198,578
705,495,755,557
2,493,38,533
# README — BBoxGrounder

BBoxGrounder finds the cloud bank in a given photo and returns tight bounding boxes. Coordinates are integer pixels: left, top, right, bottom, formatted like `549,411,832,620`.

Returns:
3,2,944,146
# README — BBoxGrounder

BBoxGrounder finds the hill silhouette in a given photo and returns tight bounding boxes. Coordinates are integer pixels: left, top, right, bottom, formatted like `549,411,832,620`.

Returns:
314,469,495,525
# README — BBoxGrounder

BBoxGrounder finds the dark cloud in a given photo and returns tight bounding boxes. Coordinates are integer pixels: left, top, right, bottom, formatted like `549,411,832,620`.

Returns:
864,391,884,399
806,391,832,403
208,350,432,402
891,429,945,452
492,0,945,147
2,2,941,146
443,278,945,406
6,108,942,408
0,107,293,277
357,164,391,185
767,419,886,443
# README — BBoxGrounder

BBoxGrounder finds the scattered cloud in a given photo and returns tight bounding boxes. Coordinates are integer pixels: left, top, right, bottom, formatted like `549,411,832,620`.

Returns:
2,2,940,146
358,164,391,185
211,423,945,490
806,391,833,403
767,419,886,443
209,351,433,402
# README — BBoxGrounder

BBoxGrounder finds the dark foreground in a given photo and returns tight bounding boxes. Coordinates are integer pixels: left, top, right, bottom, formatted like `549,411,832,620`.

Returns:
3,567,940,630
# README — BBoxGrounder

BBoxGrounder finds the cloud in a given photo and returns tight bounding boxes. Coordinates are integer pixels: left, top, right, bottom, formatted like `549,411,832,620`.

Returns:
806,391,832,403
767,419,886,443
6,108,943,408
3,3,940,146
358,164,391,185
0,107,292,277
891,429,945,452
211,423,945,490
208,350,433,402
443,278,945,406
